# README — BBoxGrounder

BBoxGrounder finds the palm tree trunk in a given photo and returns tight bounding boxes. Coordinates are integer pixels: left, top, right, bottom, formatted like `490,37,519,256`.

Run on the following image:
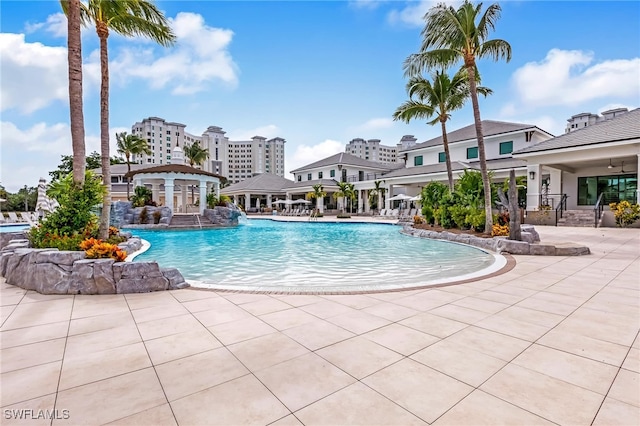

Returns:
466,63,493,234
98,24,110,240
126,153,131,200
67,0,85,187
440,119,454,192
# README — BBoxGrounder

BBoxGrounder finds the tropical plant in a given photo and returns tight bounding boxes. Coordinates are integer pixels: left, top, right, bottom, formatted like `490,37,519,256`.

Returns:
393,69,492,191
333,182,356,214
369,180,386,212
183,141,210,203
80,238,127,261
307,184,327,211
139,206,149,224
61,0,176,239
63,0,87,188
404,0,512,233
116,131,151,199
130,185,154,208
609,201,640,227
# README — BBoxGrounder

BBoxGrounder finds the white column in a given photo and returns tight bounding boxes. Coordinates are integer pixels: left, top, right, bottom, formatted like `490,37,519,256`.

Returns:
244,193,250,210
215,181,220,198
526,164,542,211
548,167,562,198
233,194,238,205
199,180,207,215
364,190,370,213
134,178,143,189
255,197,261,210
378,191,383,212
164,178,174,212
151,183,160,204
317,196,324,213
267,194,272,208
637,154,640,203
181,184,188,213
385,185,393,210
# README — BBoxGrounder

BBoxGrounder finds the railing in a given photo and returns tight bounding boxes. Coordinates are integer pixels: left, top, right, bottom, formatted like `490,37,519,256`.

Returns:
594,193,604,228
195,214,202,229
554,194,568,226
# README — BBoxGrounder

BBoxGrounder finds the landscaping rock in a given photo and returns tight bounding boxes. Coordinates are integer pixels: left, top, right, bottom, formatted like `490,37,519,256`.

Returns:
521,225,540,242
0,232,28,249
116,277,168,293
33,263,71,294
520,232,536,244
115,262,162,278
0,252,12,276
162,267,189,289
555,244,590,256
34,250,85,265
496,239,531,255
530,244,556,256
4,249,34,288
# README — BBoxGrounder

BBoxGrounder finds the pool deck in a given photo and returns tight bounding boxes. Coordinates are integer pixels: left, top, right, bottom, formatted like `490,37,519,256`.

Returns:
1,224,638,425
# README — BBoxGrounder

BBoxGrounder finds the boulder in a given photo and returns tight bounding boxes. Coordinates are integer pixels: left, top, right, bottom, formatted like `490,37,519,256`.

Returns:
520,225,540,242
0,232,28,249
555,244,590,256
32,263,71,294
496,239,530,255
114,261,162,278
0,252,13,276
34,250,86,265
520,232,536,244
116,277,169,293
4,249,34,288
162,267,189,289
530,244,557,256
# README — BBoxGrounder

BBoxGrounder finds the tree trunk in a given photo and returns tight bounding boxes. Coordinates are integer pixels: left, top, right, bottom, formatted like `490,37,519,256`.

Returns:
466,62,493,234
440,119,454,192
126,153,131,200
67,0,86,187
508,169,522,240
98,24,110,240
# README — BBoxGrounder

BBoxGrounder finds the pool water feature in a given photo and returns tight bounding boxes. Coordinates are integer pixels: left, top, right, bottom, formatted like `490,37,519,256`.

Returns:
130,219,503,293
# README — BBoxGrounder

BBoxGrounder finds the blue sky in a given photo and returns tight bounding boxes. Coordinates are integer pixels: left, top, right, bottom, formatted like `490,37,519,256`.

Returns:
1,0,639,192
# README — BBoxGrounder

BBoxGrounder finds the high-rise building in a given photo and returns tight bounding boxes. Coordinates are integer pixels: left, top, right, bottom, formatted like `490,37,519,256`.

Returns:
131,117,286,184
344,135,417,164
565,108,629,133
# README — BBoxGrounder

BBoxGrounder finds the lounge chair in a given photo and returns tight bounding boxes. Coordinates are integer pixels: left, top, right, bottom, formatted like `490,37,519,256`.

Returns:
378,209,387,217
389,209,399,218
20,212,36,225
7,212,22,223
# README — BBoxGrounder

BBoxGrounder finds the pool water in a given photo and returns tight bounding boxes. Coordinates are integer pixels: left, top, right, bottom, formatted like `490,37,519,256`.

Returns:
0,224,30,233
130,219,500,292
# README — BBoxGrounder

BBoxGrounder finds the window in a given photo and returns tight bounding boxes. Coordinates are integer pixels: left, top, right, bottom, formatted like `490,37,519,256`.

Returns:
578,174,637,205
166,130,170,135
166,143,171,147
414,155,423,166
307,173,312,181
318,171,323,179
438,152,446,163
297,175,302,182
466,147,478,159
166,137,171,142
330,169,335,178
110,176,119,183
499,141,513,155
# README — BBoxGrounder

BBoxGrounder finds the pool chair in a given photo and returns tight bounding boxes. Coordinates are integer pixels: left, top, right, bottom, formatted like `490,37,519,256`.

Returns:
20,212,36,226
378,209,387,217
7,212,22,223
389,209,399,218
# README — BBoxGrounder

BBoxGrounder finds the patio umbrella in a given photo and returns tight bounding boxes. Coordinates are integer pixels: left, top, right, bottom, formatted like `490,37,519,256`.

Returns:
35,177,59,216
293,199,311,204
409,195,421,202
387,194,413,202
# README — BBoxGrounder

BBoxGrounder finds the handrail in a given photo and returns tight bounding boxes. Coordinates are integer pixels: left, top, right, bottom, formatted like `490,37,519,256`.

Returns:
594,193,604,228
195,213,202,229
554,194,568,226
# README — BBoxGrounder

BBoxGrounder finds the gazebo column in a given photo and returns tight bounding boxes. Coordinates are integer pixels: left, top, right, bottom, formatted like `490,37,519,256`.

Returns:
385,185,393,210
215,182,220,198
267,194,272,208
164,178,174,213
151,183,160,204
255,197,261,211
233,195,238,205
317,196,324,213
199,179,207,215
181,184,188,213
364,190,370,213
244,193,250,211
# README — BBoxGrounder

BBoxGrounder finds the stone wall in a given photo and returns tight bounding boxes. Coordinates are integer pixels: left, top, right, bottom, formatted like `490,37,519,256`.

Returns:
111,201,172,227
1,235,189,295
203,205,243,226
402,225,590,256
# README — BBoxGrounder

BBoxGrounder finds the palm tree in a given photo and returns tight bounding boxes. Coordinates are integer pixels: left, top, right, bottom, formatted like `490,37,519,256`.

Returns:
306,183,327,213
370,180,386,212
116,131,151,199
333,182,356,214
183,141,210,205
404,0,511,233
183,141,210,167
393,69,492,191
62,0,175,239
64,0,86,187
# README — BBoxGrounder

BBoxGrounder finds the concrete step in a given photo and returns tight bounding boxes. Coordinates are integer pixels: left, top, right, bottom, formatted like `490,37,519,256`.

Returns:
169,215,212,227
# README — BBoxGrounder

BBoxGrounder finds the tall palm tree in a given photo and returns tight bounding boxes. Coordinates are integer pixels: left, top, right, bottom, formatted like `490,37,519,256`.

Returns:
183,141,210,167
333,182,356,214
393,69,492,191
307,183,327,213
183,141,210,205
370,180,386,212
62,0,176,238
116,131,151,199
404,0,511,233
64,0,86,187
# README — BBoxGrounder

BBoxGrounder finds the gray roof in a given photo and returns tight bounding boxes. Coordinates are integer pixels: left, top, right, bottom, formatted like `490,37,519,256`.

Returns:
514,108,640,155
401,120,550,153
290,152,393,173
282,179,340,191
91,163,148,176
381,158,527,179
222,173,294,194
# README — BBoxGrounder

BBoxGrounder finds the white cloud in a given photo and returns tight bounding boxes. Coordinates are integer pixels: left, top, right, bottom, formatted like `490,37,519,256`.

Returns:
387,1,460,27
351,117,395,134
0,33,69,113
25,12,68,38
285,139,344,177
349,0,387,10
511,49,640,107
227,124,281,141
0,121,127,192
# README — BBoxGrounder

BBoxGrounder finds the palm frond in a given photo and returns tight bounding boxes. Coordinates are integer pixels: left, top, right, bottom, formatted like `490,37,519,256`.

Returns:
478,39,512,63
393,101,435,123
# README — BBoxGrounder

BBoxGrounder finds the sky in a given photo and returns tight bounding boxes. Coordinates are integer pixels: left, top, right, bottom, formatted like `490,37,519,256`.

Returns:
1,0,639,192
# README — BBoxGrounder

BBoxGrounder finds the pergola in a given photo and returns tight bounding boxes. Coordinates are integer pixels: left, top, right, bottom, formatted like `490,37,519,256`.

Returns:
124,164,223,215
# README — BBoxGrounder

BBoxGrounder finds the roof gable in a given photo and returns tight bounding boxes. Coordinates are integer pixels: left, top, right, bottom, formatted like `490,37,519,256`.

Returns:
290,152,393,173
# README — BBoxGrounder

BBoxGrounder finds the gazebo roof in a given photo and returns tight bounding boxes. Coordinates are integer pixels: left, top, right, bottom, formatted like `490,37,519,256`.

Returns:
124,164,225,180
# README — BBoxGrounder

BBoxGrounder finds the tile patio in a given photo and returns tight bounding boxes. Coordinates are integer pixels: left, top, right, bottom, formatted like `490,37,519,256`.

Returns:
1,225,638,425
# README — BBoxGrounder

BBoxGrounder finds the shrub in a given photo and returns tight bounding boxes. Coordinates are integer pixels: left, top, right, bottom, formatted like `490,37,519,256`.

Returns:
337,214,351,219
497,211,510,226
130,186,154,207
217,194,232,206
413,215,425,225
492,224,509,236
28,217,98,250
609,201,640,227
153,210,162,224
108,226,120,236
139,207,149,224
81,238,127,262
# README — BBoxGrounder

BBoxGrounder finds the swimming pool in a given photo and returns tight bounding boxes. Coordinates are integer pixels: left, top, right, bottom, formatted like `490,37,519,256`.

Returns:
129,219,503,293
0,224,30,233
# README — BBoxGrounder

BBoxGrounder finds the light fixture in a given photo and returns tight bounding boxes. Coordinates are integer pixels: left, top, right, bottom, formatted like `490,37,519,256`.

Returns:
529,171,536,180
608,159,614,169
